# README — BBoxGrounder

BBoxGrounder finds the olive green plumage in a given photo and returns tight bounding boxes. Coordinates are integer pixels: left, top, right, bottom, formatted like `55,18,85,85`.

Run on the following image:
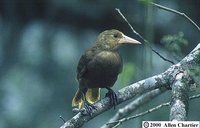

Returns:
72,29,141,114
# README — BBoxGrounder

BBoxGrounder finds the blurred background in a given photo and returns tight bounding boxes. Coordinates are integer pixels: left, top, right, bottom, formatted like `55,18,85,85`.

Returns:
0,0,200,128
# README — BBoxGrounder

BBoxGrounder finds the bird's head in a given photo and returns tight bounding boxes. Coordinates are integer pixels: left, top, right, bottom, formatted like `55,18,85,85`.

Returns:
96,29,141,50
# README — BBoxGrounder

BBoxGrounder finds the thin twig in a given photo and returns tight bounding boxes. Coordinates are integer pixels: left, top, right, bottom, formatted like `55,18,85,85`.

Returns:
59,115,66,123
107,94,200,128
102,89,165,128
115,8,175,65
190,94,200,99
150,2,200,32
107,103,169,127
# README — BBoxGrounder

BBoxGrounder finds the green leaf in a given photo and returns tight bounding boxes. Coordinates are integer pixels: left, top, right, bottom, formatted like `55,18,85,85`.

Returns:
161,32,188,56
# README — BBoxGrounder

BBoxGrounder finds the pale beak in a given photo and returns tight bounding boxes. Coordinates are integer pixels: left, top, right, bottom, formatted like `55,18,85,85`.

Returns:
119,34,141,44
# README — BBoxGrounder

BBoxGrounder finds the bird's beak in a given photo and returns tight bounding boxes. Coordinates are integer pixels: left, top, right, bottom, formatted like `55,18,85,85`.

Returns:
119,34,141,44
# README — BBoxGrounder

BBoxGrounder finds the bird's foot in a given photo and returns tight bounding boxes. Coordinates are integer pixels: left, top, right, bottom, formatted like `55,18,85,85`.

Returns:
82,100,97,116
105,88,118,109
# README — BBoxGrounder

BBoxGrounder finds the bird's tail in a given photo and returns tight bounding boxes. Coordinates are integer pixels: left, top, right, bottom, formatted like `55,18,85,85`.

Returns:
72,88,84,109
72,88,100,109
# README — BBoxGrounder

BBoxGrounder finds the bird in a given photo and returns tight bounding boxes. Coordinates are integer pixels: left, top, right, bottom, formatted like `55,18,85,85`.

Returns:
72,29,141,115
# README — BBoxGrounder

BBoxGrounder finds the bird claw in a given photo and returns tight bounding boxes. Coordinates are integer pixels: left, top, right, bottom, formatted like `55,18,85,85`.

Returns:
82,100,97,116
105,88,118,109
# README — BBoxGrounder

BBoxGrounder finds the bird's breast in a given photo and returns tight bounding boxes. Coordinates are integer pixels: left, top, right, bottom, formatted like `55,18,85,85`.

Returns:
94,51,122,69
85,51,122,87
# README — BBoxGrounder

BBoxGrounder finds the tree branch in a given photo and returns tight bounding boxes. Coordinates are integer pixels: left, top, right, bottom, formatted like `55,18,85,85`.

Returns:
150,2,200,32
170,70,189,121
101,88,165,128
106,94,200,128
115,8,175,65
107,103,170,128
60,43,200,128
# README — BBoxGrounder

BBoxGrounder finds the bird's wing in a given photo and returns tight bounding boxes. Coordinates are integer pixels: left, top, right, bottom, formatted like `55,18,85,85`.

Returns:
76,48,97,80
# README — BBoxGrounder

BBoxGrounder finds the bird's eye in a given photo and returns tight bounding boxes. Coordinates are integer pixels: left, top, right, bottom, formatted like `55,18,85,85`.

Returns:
113,33,119,38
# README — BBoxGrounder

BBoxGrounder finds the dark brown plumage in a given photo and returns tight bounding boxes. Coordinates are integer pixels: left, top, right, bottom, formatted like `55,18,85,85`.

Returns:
72,29,141,114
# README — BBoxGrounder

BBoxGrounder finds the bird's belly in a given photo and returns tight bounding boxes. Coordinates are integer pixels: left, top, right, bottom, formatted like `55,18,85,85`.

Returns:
85,51,122,88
